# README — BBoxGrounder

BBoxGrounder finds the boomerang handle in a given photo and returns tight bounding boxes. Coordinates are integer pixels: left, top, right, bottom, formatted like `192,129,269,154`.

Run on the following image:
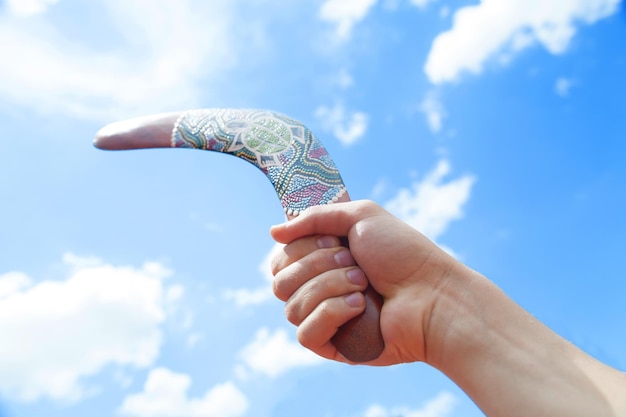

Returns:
94,112,385,362
335,284,384,362
332,234,384,362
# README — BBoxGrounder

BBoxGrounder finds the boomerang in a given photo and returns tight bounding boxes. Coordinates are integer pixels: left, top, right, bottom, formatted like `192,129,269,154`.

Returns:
94,108,384,362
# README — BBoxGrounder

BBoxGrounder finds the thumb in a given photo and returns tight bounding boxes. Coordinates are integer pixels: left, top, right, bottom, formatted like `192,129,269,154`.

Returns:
270,199,378,244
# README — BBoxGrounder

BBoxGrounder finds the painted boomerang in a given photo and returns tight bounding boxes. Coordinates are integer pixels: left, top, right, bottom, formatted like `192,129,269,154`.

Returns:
94,108,384,362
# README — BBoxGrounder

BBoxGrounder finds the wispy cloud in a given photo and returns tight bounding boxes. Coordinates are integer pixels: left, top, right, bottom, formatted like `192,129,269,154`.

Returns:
5,0,60,16
223,286,274,308
237,328,324,378
364,392,457,417
119,368,247,417
223,243,280,308
409,0,438,9
420,89,446,133
319,0,378,42
315,102,369,145
385,160,476,242
0,254,173,402
335,68,355,89
424,0,621,84
0,0,237,120
555,77,575,97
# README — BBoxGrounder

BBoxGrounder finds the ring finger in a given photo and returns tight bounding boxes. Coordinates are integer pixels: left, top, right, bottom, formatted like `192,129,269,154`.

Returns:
284,266,368,326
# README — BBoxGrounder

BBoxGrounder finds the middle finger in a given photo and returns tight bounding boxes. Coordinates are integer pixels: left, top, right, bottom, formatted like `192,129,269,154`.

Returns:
273,247,356,301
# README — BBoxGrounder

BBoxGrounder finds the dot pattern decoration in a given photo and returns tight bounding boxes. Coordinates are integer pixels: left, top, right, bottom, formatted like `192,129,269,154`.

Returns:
171,109,347,215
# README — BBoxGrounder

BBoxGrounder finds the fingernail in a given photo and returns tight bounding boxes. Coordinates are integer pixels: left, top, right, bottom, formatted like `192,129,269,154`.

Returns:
347,268,367,286
344,292,364,308
317,235,337,249
334,250,354,267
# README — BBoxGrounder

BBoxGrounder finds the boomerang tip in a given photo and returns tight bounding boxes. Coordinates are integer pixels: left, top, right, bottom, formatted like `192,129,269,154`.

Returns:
94,112,181,150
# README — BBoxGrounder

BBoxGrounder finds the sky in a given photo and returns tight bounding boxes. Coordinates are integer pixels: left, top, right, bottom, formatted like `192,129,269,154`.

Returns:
0,0,625,416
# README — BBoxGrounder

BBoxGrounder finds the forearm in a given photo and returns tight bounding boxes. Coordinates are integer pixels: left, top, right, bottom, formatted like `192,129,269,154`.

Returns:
426,266,626,417
269,201,626,414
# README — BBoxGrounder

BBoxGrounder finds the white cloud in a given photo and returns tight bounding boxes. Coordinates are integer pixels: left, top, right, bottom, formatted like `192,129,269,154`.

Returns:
6,0,59,16
0,254,172,402
385,160,475,241
119,368,247,417
364,392,457,417
409,0,438,9
424,0,621,84
370,178,390,201
186,332,204,349
0,0,237,120
238,328,324,378
336,68,355,89
420,90,445,133
381,0,399,11
319,0,378,41
555,77,575,97
223,243,281,307
166,285,185,305
315,102,369,145
258,243,283,284
223,286,273,307
0,272,31,299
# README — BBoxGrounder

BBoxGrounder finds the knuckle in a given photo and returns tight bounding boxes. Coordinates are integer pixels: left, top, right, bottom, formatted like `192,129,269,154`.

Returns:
302,204,323,217
354,199,378,215
270,257,281,277
303,249,334,276
316,300,334,326
307,275,335,303
272,277,282,298
295,327,309,348
269,244,287,276
298,284,320,312
284,302,301,326
296,325,316,350
272,276,290,302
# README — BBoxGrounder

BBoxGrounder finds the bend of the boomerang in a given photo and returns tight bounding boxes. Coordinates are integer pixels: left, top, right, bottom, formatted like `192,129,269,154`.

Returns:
95,109,385,362
94,109,348,216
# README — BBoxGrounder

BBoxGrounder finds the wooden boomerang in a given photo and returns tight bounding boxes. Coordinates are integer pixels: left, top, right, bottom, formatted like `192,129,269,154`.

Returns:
94,109,384,362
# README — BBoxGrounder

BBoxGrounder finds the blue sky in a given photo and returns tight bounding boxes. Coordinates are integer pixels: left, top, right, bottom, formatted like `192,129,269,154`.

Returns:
0,0,625,416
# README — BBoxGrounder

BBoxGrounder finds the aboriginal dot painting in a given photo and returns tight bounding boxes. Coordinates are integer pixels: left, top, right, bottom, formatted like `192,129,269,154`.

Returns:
171,109,347,215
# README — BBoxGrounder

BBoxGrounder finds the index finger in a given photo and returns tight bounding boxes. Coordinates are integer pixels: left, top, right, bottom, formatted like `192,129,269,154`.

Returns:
270,235,342,276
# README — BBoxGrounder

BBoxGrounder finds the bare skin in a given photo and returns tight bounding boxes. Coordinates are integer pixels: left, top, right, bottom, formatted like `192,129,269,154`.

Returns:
270,200,626,417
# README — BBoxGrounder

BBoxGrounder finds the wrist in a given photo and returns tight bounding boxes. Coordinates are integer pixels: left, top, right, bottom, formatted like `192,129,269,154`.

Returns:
424,266,626,417
422,261,487,370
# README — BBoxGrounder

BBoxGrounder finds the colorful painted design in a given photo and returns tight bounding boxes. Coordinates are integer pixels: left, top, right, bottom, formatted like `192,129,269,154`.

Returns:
171,109,347,215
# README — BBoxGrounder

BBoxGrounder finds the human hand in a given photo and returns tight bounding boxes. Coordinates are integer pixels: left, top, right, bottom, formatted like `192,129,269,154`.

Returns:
270,200,464,366
271,200,626,416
